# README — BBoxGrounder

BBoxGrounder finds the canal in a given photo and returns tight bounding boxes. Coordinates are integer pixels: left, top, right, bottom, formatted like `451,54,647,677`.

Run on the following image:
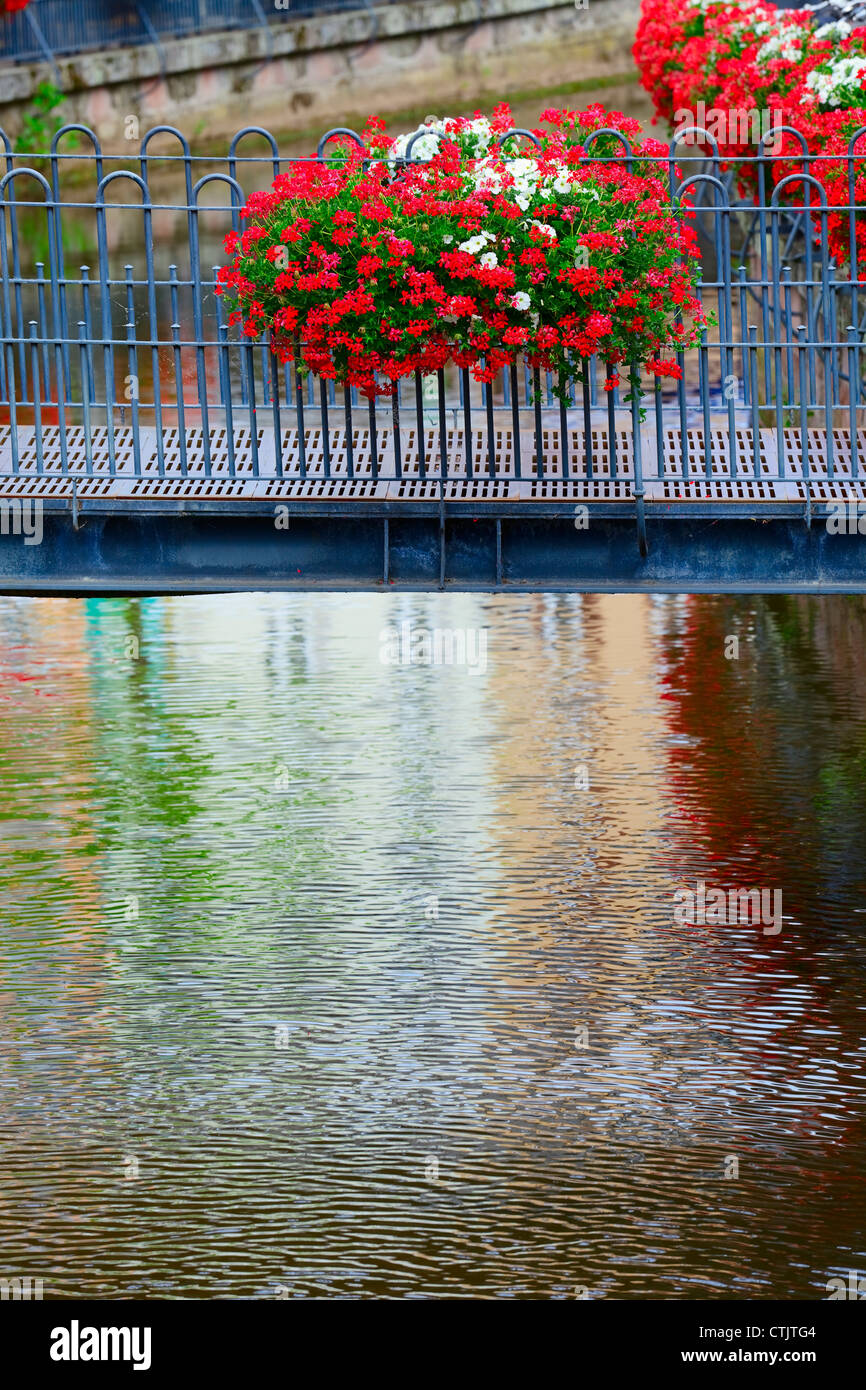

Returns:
1,591,864,1298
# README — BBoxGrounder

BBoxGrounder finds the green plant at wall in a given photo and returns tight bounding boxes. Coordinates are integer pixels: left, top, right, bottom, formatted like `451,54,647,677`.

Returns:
15,82,77,158
12,84,92,261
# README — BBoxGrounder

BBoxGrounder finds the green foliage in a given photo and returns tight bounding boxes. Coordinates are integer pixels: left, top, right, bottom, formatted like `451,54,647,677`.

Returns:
15,82,77,158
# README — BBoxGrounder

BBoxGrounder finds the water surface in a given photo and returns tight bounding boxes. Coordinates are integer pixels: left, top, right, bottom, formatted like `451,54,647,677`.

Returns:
0,592,864,1298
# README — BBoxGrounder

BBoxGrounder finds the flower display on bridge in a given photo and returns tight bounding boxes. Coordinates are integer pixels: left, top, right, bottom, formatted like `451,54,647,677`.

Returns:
216,105,707,399
633,0,866,266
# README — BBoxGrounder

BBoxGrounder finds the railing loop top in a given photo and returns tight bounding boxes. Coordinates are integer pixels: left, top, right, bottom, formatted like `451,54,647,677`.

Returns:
669,127,721,162
315,127,366,159
771,171,829,208
0,166,53,200
494,128,542,152
50,125,103,159
95,170,151,206
758,125,809,159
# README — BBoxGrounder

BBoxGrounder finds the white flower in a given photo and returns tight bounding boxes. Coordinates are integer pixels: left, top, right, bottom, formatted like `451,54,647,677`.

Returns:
390,121,448,165
458,231,495,256
756,22,806,66
511,291,531,311
479,251,499,269
387,113,501,164
467,117,495,151
508,158,539,181
815,20,852,42
473,159,504,194
803,55,866,107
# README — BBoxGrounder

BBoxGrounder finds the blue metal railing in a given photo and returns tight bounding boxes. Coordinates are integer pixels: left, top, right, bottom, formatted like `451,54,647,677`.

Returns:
0,0,401,67
0,120,864,559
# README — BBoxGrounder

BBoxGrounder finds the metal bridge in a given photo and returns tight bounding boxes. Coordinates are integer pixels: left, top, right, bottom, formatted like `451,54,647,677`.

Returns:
1,123,865,594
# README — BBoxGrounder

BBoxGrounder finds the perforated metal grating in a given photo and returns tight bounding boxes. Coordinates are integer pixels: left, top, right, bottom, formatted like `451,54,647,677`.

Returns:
525,479,635,501
392,478,512,500
659,478,789,503
661,427,770,479
778,429,866,480
529,429,635,478
0,425,861,505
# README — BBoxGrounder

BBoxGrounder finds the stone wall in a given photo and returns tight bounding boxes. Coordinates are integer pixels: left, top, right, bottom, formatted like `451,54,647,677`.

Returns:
0,0,642,147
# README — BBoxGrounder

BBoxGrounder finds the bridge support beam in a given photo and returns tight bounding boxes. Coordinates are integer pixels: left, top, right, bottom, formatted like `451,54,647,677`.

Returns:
1,505,865,593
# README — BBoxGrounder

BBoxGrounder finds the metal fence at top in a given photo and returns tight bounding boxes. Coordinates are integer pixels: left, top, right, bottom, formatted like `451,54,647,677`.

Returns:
0,0,402,68
0,122,864,557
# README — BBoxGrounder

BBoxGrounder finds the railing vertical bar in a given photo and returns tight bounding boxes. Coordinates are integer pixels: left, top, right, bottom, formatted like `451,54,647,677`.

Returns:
582,360,593,481
344,384,354,480
485,374,495,479
415,371,425,482
848,136,861,341
391,388,401,481
748,325,761,478
533,364,543,480
125,267,140,478
29,321,43,475
80,266,95,406
782,265,795,409
820,212,835,482
79,321,94,474
700,331,712,481
654,376,664,485
222,333,239,479
242,342,259,480
769,206,783,482
828,260,840,410
462,367,472,480
756,145,773,401
631,361,647,557
438,366,447,587
269,342,281,480
676,347,688,480
172,323,189,478
0,187,19,474
607,361,618,481
95,195,117,474
213,284,236,478
510,361,521,479
9,179,26,389
438,368,448,482
48,144,73,407
847,325,859,480
35,263,50,399
186,204,209,474
738,266,749,408
296,353,307,480
797,324,810,527
320,378,330,479
559,368,569,481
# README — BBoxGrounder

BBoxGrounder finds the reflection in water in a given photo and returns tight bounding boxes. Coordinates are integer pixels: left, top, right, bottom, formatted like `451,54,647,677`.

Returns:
0,592,864,1299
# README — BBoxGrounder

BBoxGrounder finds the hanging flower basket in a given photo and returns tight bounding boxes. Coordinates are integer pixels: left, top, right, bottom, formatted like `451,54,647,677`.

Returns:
216,105,707,400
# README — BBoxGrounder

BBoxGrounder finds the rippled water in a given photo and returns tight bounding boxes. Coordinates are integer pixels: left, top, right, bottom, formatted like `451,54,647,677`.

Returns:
1,592,865,1299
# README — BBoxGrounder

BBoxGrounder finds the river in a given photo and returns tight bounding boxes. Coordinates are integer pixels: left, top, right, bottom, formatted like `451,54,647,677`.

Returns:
0,591,864,1298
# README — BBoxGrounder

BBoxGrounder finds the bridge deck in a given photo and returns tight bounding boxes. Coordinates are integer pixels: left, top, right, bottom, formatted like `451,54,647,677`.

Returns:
1,426,864,506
